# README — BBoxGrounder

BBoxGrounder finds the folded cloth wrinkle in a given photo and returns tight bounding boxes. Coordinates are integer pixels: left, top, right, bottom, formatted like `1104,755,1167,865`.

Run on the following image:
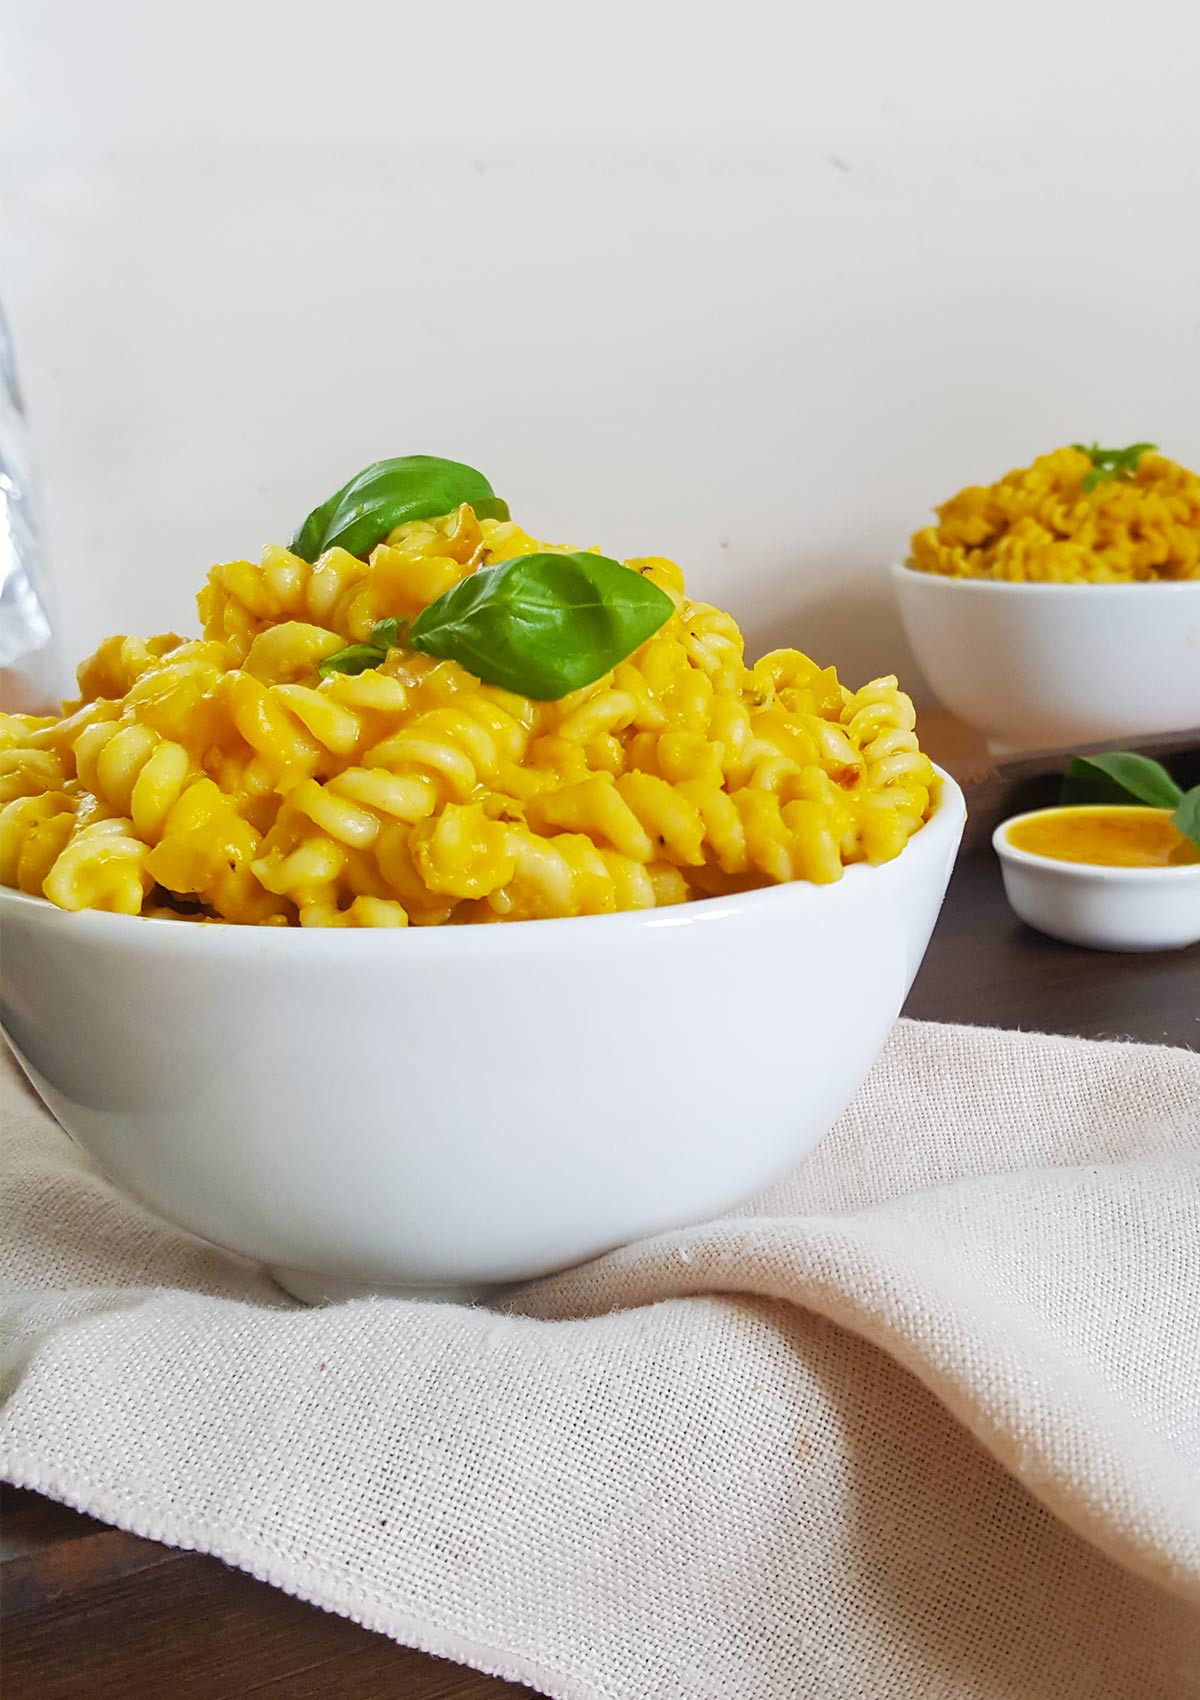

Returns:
2,1020,1197,1700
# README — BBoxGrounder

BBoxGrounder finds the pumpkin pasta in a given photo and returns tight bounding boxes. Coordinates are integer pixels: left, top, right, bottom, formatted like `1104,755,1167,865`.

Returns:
908,447,1200,584
0,505,935,924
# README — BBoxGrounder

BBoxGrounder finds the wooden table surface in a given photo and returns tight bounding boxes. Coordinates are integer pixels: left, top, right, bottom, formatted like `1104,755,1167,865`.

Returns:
3,720,1198,1699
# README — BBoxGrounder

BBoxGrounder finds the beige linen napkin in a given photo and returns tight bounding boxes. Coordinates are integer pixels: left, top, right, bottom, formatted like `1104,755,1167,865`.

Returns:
2,1019,1198,1700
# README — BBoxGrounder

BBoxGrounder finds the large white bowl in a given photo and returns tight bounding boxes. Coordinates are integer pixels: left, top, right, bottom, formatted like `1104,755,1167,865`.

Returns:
0,770,964,1304
892,563,1200,754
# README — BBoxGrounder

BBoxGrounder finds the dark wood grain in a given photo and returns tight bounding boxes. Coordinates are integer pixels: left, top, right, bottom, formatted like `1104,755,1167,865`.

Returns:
1,1503,516,1698
3,729,1198,1699
906,849,1200,1046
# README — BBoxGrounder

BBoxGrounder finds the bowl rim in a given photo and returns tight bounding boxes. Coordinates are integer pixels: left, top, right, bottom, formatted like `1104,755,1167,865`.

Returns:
0,766,965,952
890,559,1200,594
992,804,1200,883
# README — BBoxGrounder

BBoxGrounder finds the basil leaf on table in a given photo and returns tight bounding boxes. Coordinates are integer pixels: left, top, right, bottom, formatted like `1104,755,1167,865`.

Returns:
1173,787,1200,852
291,456,509,563
406,551,675,699
1060,753,1184,810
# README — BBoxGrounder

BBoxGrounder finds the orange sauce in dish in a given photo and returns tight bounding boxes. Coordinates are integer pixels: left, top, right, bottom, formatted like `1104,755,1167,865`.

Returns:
1005,806,1199,869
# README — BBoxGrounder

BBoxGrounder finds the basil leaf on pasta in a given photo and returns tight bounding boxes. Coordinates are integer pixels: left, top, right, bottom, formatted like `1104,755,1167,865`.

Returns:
369,617,407,651
317,643,388,679
1072,442,1157,495
291,456,509,563
406,551,675,699
1061,753,1183,810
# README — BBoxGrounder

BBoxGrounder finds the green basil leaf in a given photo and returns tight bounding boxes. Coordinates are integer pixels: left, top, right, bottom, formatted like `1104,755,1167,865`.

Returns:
1061,752,1184,809
406,551,675,699
1172,785,1200,852
369,617,408,651
317,643,387,679
1073,441,1157,494
291,456,509,562
291,489,342,565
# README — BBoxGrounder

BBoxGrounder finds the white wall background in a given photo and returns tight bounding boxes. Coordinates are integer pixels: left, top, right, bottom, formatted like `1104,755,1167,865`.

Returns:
3,0,1199,699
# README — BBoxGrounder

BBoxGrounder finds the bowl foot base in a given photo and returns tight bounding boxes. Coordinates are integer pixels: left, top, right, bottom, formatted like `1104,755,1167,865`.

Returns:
267,1264,492,1307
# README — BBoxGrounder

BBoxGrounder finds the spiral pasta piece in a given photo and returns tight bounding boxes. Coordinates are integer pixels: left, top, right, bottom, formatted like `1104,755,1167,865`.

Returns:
42,817,154,914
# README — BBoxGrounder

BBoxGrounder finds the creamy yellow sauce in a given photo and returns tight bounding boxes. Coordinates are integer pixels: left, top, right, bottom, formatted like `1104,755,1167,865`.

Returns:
1006,806,1198,869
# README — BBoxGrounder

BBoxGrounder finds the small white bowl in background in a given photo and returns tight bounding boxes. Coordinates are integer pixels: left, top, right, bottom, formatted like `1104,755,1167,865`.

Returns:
993,808,1200,952
892,562,1200,755
0,770,965,1305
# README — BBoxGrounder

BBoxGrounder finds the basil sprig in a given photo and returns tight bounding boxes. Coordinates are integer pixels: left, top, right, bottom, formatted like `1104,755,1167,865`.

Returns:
1071,442,1157,495
318,550,674,700
1176,789,1200,851
291,455,509,563
1061,752,1200,851
1062,752,1183,810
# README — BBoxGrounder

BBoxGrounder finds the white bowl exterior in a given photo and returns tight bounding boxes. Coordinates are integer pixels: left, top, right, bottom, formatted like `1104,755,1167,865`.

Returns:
892,564,1200,748
993,818,1200,952
0,771,964,1292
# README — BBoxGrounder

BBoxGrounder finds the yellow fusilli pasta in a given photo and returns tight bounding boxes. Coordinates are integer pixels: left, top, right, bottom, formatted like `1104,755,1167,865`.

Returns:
1,505,936,924
908,447,1200,583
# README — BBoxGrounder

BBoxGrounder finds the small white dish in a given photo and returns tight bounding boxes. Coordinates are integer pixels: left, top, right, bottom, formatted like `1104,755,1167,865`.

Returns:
0,770,965,1305
993,807,1200,952
892,562,1200,755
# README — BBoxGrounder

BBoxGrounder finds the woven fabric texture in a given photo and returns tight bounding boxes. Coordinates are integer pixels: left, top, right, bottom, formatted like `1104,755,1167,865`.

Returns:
2,1020,1198,1699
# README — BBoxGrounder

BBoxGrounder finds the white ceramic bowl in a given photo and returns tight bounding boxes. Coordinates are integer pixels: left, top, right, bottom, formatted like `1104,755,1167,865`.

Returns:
993,808,1200,952
0,769,964,1304
892,563,1200,754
